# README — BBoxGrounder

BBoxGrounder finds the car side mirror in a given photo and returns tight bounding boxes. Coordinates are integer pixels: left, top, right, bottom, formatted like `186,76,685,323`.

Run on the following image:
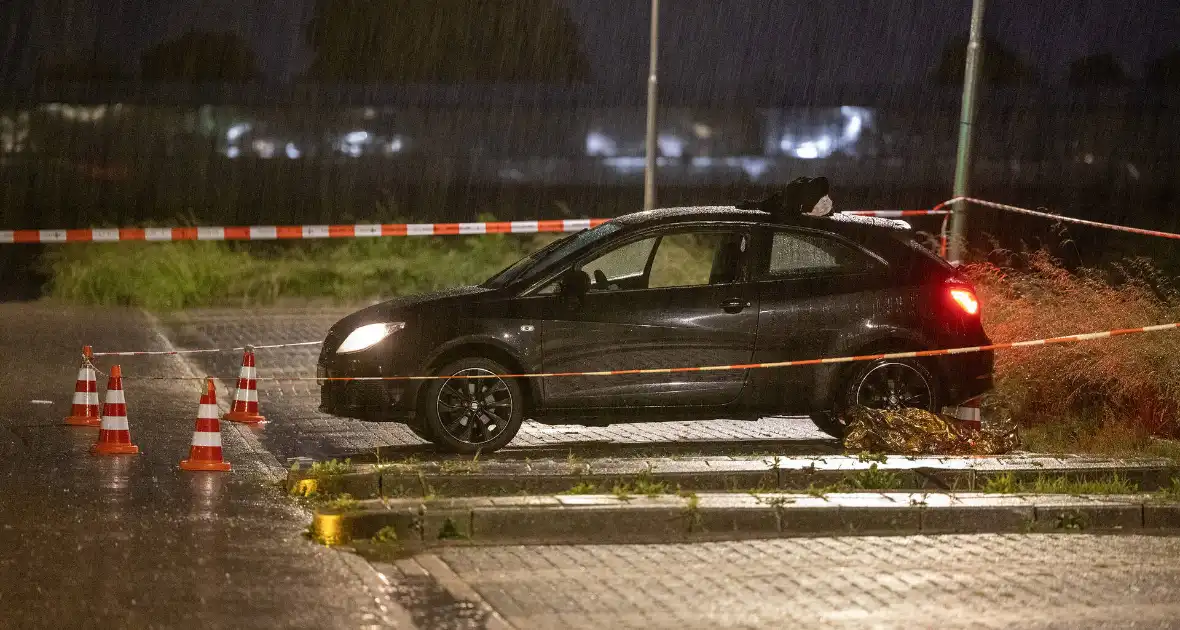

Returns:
557,269,591,303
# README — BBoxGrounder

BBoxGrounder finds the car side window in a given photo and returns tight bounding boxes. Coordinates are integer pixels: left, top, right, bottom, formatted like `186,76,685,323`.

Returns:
648,232,744,288
580,237,658,291
575,229,746,292
767,230,877,277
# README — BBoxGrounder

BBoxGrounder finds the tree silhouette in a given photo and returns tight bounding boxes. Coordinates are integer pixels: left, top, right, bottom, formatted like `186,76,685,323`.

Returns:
1068,53,1127,87
931,35,1036,85
1146,50,1180,87
140,31,259,82
305,0,590,83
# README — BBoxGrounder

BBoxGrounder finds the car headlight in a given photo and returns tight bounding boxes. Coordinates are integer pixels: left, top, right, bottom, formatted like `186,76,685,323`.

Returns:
336,322,405,354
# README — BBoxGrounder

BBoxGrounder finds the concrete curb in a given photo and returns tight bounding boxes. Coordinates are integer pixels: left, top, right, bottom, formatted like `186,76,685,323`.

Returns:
288,454,1179,500
314,492,1180,548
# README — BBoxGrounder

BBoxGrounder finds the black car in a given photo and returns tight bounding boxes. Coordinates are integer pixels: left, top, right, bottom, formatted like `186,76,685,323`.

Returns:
318,204,993,453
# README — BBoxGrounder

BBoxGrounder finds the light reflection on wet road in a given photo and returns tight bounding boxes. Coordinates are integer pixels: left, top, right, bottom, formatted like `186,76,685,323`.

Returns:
0,305,402,628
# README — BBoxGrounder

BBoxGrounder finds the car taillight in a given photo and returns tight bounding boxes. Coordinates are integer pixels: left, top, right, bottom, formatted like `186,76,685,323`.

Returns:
950,288,980,315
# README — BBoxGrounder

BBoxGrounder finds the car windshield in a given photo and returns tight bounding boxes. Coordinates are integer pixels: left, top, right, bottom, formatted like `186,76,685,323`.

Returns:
483,222,622,289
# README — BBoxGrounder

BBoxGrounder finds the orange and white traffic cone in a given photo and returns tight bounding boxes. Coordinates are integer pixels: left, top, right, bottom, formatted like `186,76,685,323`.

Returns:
64,346,101,427
180,379,231,472
91,365,140,455
225,347,265,424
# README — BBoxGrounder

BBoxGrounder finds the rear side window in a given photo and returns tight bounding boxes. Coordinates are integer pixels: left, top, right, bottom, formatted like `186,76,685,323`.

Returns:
767,230,879,277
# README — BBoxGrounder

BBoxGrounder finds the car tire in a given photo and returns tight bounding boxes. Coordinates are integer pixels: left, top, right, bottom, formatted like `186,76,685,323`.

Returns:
420,357,525,454
811,358,940,441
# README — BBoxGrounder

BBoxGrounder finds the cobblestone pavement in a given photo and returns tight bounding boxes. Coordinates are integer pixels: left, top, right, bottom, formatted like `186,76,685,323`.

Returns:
383,534,1180,629
154,308,834,462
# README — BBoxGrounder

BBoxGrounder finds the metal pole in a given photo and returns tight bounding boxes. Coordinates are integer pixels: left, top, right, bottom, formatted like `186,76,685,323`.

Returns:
643,0,660,211
948,0,986,262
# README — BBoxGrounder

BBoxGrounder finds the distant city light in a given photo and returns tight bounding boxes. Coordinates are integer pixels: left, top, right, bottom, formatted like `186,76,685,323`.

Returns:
657,134,685,158
226,123,251,142
585,131,617,156
285,143,302,159
225,146,241,159
344,131,371,144
252,139,276,159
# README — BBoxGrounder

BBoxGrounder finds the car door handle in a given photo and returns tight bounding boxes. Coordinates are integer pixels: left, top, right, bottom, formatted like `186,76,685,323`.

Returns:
721,298,750,313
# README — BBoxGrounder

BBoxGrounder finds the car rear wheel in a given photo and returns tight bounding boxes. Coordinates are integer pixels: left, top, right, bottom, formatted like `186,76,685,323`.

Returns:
811,358,939,440
420,357,525,454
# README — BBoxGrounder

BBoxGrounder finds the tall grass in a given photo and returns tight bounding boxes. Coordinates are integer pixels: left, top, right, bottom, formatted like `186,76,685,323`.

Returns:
964,250,1180,440
44,234,551,310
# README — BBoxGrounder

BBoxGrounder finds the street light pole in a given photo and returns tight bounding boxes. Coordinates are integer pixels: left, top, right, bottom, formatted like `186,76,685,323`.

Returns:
948,0,986,262
643,0,660,211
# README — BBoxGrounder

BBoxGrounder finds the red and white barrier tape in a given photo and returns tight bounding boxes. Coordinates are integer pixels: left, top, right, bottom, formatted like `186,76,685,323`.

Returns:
3,207,959,245
962,197,1180,241
0,219,610,244
92,340,322,357
111,321,1180,381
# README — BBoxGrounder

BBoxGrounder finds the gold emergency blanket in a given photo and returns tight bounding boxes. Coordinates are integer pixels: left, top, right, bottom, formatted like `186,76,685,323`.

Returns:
842,406,1021,455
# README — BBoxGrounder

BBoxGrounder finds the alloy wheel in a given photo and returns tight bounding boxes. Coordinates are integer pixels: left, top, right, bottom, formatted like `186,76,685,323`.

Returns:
854,362,934,411
434,368,514,446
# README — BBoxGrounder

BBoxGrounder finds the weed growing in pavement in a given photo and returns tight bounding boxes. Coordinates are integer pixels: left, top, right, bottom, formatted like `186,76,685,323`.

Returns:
806,483,842,499
845,464,903,490
1159,478,1180,502
982,473,1139,495
323,494,360,512
856,451,888,464
416,471,437,500
1030,474,1138,495
612,484,633,501
438,453,481,475
567,451,590,475
682,493,704,532
631,477,670,497
982,473,1020,494
562,482,598,495
754,494,795,510
310,458,352,479
371,525,400,545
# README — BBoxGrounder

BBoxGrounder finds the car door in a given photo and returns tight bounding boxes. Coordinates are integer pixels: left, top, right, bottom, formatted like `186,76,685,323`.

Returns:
540,225,758,410
747,226,891,413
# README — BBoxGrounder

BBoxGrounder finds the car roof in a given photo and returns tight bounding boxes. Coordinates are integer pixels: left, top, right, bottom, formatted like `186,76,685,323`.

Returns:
611,205,912,233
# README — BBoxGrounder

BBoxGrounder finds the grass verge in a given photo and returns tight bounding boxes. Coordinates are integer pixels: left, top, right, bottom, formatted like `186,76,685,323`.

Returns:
44,230,552,310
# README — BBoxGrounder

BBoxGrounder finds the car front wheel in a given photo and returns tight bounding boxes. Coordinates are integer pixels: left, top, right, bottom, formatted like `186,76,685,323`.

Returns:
420,357,525,454
811,358,939,440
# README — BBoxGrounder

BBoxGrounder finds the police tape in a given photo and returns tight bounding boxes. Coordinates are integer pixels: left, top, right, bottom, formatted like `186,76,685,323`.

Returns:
3,207,958,245
91,340,322,357
0,219,611,244
109,321,1180,381
961,197,1180,241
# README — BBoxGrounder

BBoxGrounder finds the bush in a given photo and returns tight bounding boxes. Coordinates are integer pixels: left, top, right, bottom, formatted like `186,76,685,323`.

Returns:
43,232,553,310
964,250,1180,439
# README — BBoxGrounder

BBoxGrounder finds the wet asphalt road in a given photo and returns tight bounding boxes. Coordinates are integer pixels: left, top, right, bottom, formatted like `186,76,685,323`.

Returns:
0,304,406,628
6,303,1180,629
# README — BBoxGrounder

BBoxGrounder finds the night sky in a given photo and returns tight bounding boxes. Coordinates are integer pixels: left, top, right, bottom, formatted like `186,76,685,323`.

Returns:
22,0,1180,85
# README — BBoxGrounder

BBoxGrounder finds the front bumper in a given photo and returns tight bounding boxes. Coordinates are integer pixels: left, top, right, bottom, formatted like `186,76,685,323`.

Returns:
317,364,413,421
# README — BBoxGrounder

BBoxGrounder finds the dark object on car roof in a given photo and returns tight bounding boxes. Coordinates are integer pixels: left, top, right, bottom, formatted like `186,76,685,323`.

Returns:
737,176,833,219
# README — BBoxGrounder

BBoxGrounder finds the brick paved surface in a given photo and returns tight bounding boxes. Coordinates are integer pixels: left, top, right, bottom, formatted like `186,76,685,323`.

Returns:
384,535,1180,629
154,308,833,462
